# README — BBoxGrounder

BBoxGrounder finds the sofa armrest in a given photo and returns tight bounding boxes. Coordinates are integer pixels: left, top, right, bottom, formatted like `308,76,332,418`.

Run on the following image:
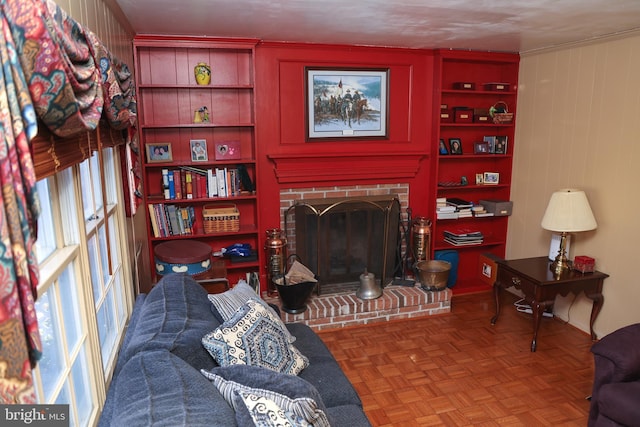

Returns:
591,323,640,382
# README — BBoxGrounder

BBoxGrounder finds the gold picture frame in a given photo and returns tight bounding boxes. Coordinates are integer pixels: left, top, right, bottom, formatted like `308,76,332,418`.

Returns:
146,143,173,163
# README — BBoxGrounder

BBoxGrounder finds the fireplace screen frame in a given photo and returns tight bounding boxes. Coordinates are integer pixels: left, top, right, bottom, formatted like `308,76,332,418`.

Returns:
285,195,401,295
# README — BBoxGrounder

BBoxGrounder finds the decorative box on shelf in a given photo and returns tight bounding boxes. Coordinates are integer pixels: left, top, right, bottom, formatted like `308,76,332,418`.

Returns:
484,82,510,91
454,107,473,123
573,256,595,273
453,82,476,90
479,199,513,216
440,109,453,123
474,108,491,123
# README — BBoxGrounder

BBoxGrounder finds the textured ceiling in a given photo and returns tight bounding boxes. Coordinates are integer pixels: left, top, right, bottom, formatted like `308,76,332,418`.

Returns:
114,0,640,53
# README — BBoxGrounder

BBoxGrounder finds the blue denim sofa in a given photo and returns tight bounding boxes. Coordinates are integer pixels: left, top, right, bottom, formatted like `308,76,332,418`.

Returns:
98,273,371,426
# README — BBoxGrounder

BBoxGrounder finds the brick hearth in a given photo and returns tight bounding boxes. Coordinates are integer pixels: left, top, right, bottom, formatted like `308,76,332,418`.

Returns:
264,285,451,331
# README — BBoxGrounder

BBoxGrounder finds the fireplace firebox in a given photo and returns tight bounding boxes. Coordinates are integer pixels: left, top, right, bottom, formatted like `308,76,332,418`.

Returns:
287,195,400,294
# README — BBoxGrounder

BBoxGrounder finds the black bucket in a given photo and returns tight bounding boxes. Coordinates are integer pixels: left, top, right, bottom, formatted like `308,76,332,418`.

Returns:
274,276,317,314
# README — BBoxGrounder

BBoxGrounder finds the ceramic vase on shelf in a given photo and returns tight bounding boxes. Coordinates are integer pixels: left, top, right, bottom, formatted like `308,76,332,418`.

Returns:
194,62,211,85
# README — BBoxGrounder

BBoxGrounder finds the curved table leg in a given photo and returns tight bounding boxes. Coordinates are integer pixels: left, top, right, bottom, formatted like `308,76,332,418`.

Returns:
490,282,501,325
531,300,553,352
586,291,604,341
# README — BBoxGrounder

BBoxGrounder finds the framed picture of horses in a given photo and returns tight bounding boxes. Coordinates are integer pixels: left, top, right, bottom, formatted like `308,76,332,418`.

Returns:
305,67,389,140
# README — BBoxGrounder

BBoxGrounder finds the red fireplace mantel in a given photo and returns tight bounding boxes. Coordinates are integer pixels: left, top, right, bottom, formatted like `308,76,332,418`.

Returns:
267,152,427,184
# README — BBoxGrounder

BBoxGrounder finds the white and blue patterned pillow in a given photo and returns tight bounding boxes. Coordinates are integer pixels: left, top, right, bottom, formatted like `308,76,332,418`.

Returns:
207,281,260,320
202,299,309,375
236,392,292,425
201,366,331,427
208,282,296,343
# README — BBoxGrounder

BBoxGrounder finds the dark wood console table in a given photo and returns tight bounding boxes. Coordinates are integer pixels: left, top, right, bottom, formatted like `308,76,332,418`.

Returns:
490,256,608,352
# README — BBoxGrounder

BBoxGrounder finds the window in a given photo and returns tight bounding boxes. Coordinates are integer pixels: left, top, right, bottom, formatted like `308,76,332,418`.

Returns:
33,148,132,427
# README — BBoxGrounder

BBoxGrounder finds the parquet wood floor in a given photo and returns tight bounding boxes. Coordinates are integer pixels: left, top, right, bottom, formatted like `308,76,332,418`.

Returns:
318,291,595,426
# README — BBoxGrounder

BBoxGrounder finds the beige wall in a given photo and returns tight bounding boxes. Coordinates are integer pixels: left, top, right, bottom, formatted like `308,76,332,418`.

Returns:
512,31,640,338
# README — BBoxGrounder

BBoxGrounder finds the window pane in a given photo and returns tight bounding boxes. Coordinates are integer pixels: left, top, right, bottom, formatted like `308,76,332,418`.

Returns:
98,224,111,285
59,267,81,353
79,161,94,221
35,179,56,263
108,215,120,268
113,273,125,326
96,292,116,370
54,383,73,427
71,348,92,427
90,154,103,212
102,148,116,205
87,235,101,303
36,288,65,402
80,154,104,221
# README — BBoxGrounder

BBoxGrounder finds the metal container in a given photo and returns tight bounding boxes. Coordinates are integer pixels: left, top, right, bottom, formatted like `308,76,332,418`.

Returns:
356,269,382,300
415,260,451,291
264,228,287,296
411,217,432,263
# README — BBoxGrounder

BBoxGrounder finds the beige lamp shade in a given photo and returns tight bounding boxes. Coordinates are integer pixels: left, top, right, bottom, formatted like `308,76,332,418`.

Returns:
541,189,597,232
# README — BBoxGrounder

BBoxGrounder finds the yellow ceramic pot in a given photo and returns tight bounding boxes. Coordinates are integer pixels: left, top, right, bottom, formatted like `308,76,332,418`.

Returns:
194,62,211,85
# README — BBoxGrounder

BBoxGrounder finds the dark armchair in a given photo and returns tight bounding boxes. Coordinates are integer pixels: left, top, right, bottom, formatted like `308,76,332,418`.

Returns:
588,323,640,427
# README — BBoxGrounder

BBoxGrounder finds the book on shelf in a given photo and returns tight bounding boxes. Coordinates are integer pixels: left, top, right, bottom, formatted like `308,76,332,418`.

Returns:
173,170,182,199
148,203,196,237
436,205,456,213
437,212,459,220
162,169,170,200
443,230,484,240
444,237,483,246
446,197,474,209
148,204,160,237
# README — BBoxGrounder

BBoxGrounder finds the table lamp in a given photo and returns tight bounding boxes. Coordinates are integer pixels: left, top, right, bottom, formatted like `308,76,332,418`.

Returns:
541,189,597,275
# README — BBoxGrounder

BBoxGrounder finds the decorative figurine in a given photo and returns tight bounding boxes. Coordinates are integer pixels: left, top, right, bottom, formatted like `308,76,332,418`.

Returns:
193,106,210,124
194,62,211,85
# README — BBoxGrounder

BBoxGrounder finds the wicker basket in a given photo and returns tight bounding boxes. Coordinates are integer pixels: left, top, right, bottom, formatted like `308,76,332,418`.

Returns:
203,203,240,233
490,101,514,124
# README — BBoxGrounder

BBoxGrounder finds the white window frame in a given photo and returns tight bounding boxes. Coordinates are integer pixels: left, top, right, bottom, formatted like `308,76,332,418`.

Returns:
32,146,134,427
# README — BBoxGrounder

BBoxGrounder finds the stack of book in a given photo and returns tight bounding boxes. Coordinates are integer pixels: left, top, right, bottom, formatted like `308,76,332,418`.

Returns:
472,205,494,217
436,197,458,219
443,230,484,246
436,197,475,219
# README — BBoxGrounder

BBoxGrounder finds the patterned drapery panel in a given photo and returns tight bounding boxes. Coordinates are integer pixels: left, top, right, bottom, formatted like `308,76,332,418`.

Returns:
0,0,137,404
0,4,42,404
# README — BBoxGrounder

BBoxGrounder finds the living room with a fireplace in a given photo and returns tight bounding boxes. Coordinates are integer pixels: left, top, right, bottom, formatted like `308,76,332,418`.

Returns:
9,0,640,424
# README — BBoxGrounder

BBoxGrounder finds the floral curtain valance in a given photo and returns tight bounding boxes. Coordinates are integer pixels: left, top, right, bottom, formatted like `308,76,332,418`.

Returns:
3,0,137,137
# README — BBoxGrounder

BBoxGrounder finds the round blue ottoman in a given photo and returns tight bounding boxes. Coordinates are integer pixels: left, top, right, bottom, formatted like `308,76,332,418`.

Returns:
154,240,212,276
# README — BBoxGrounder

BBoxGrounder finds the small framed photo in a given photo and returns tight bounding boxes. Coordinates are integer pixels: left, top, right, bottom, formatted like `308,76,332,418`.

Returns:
483,136,496,153
438,138,449,155
190,139,208,162
495,136,508,154
474,141,489,154
146,143,172,163
475,173,484,184
215,140,242,160
483,172,500,185
448,138,463,154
